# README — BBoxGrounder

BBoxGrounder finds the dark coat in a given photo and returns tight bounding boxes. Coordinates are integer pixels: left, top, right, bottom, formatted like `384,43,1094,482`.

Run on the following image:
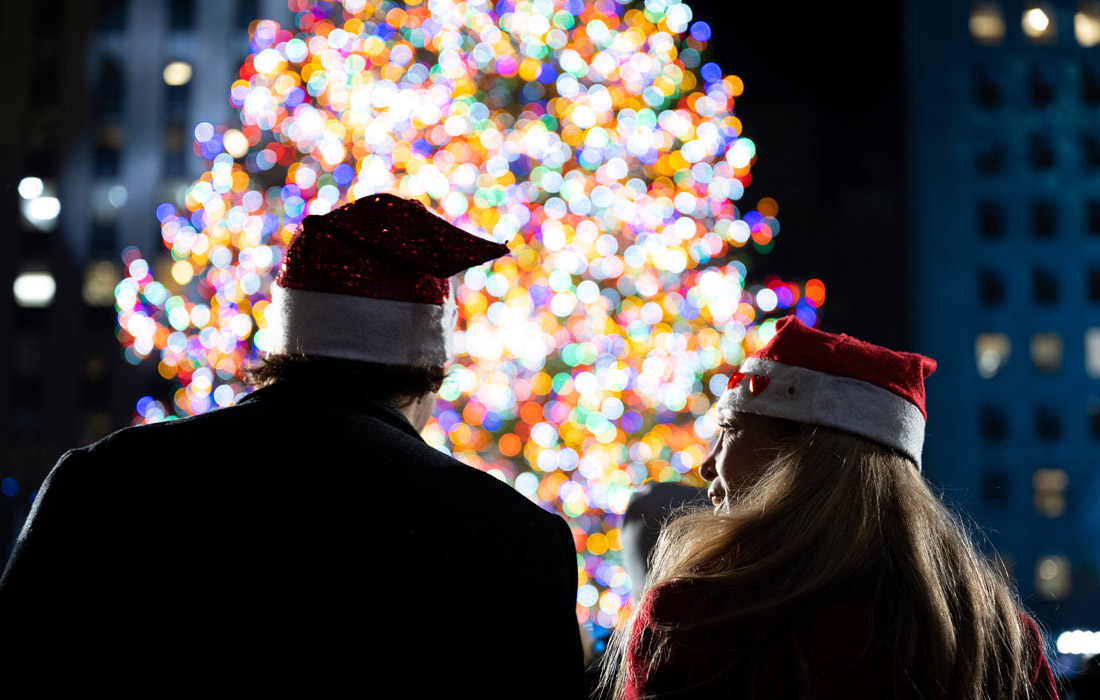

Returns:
0,378,585,696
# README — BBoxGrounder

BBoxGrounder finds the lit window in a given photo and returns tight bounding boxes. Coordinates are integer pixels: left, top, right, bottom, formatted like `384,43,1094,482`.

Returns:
1036,555,1071,599
1033,468,1068,516
13,271,56,308
1086,329,1100,377
83,261,120,307
971,2,1006,44
1057,629,1100,655
1077,2,1100,46
18,177,60,232
162,61,192,86
1023,5,1057,43
976,333,1011,378
17,177,43,199
1031,333,1062,371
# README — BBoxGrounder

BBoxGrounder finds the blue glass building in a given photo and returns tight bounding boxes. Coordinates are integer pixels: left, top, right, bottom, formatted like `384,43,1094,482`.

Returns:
910,0,1100,636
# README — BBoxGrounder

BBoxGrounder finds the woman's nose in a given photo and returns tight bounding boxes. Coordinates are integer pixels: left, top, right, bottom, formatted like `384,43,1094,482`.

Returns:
700,446,717,481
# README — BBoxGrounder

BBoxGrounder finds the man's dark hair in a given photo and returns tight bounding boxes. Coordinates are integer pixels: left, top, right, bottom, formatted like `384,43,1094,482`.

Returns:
243,354,446,408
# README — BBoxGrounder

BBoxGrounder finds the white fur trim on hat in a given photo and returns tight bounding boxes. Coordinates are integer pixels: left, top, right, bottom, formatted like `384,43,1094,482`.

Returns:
716,357,927,469
268,282,457,366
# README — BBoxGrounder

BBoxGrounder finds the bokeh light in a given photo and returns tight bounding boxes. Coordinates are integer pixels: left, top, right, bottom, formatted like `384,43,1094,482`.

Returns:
114,0,824,632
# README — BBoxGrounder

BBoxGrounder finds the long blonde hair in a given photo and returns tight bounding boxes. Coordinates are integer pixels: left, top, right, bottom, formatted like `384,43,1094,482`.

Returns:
600,422,1043,699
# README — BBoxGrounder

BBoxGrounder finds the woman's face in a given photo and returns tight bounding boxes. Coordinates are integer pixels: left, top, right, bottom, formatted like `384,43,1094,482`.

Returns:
700,410,789,513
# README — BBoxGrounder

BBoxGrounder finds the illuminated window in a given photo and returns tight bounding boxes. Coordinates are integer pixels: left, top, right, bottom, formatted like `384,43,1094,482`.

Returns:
975,67,1003,107
1034,468,1068,517
1029,134,1055,170
1057,629,1100,655
1036,555,1071,600
18,178,60,233
976,333,1011,378
981,406,1008,441
979,201,1004,238
1033,268,1059,304
17,177,42,200
1023,5,1057,43
979,268,1005,305
1036,405,1062,440
1087,329,1100,377
1077,2,1100,46
83,262,120,307
971,2,1006,44
1031,332,1063,371
13,271,56,308
162,61,192,87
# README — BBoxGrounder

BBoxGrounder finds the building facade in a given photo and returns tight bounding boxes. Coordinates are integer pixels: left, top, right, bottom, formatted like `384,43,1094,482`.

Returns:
0,0,290,559
910,0,1100,636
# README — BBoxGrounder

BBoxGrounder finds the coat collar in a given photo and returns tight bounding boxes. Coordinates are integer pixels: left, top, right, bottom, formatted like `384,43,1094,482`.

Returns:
239,378,425,441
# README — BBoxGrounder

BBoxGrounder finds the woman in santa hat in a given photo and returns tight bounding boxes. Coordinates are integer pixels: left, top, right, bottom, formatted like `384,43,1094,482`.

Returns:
598,317,1057,700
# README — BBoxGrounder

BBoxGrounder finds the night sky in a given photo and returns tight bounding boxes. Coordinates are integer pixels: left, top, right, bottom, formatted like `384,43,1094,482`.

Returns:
691,0,908,348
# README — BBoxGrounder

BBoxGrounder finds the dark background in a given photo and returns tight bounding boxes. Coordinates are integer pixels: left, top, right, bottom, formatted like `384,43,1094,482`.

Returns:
702,0,908,349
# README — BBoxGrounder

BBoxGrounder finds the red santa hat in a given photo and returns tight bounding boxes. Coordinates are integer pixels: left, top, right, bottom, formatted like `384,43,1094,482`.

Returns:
268,193,509,366
716,316,937,468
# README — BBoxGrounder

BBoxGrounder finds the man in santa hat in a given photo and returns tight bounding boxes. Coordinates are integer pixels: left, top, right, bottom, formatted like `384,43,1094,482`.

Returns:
0,194,585,696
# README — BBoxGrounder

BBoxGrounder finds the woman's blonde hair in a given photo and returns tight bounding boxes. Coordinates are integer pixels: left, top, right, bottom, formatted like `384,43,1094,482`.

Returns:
600,421,1043,699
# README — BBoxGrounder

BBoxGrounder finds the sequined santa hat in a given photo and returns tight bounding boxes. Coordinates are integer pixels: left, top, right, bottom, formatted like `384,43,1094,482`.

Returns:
716,316,937,469
268,193,509,367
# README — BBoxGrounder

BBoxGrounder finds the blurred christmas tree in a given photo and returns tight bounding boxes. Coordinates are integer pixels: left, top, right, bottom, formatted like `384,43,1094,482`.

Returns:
114,0,824,631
